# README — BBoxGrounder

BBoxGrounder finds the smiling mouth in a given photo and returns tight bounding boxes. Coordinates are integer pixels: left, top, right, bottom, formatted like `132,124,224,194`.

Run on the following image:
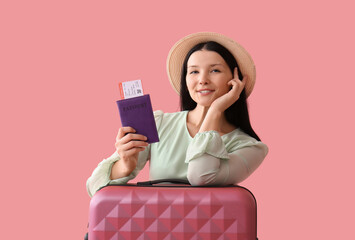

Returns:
197,90,214,96
198,90,214,93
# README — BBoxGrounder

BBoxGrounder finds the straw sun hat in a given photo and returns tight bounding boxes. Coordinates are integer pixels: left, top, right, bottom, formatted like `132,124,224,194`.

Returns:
166,32,256,98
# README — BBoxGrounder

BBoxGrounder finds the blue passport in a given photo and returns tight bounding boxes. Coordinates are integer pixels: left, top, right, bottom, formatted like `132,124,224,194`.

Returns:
116,94,159,143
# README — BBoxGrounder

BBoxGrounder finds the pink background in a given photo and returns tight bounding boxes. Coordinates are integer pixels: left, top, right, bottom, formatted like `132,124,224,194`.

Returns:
1,0,354,239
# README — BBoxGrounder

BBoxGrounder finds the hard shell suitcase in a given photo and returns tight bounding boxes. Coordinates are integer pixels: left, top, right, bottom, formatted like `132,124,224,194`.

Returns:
88,180,258,240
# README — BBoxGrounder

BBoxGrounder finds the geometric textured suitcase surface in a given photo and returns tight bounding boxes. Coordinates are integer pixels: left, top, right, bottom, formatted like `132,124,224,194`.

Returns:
89,185,257,240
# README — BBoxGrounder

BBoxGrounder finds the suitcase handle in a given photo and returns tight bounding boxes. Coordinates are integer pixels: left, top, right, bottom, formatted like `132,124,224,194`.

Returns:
137,179,190,186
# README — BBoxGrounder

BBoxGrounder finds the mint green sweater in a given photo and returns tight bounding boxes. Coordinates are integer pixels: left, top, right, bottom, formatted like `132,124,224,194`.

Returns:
87,110,268,197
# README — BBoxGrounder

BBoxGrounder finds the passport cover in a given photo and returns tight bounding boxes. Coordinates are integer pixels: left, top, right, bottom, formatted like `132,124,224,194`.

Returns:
116,94,159,143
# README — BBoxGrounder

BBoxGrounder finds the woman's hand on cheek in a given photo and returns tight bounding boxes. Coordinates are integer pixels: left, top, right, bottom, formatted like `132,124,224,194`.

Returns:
210,67,246,113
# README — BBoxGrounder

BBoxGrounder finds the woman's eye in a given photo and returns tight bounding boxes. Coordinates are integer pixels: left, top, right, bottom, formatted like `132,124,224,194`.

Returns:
189,70,198,74
211,69,221,73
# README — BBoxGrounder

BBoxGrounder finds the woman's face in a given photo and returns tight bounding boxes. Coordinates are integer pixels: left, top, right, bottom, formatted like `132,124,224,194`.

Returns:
186,50,233,107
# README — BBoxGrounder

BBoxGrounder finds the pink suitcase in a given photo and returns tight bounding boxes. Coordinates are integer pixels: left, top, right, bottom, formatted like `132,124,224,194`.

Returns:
88,180,258,240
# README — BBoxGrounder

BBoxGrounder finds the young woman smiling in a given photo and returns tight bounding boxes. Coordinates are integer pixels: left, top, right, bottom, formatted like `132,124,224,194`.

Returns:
86,32,268,197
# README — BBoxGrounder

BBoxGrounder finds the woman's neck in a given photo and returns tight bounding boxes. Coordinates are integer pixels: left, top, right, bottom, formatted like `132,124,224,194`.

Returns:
187,105,235,137
187,105,209,129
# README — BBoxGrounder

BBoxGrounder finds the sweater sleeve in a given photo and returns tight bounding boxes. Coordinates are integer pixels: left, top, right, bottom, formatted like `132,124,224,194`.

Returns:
86,151,119,197
86,146,150,197
185,130,268,186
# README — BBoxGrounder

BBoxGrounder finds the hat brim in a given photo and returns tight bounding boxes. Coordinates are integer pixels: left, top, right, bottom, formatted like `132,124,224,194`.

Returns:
166,32,256,98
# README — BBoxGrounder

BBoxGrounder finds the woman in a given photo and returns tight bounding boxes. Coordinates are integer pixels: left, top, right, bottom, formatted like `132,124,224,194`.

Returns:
86,32,268,197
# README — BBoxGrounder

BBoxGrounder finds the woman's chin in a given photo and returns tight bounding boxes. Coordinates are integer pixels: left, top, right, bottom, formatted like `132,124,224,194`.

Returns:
191,96,216,108
195,101,213,108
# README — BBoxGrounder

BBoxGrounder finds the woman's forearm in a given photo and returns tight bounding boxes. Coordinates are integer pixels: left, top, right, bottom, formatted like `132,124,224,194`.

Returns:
187,146,266,186
187,153,229,185
198,109,223,134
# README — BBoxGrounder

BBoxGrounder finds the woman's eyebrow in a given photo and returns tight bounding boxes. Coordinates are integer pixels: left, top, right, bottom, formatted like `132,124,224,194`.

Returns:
187,65,198,68
210,63,224,67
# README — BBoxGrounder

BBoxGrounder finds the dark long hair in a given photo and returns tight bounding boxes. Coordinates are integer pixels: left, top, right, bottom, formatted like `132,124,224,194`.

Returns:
180,41,261,141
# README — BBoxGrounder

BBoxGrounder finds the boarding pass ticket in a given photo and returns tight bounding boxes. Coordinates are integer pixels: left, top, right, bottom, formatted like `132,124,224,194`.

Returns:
119,79,144,99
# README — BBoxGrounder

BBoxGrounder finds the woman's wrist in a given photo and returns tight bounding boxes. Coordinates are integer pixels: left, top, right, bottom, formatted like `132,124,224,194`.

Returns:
199,109,223,133
110,159,133,180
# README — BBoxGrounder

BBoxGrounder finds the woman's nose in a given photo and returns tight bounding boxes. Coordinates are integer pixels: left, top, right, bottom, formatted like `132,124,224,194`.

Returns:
198,72,209,85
